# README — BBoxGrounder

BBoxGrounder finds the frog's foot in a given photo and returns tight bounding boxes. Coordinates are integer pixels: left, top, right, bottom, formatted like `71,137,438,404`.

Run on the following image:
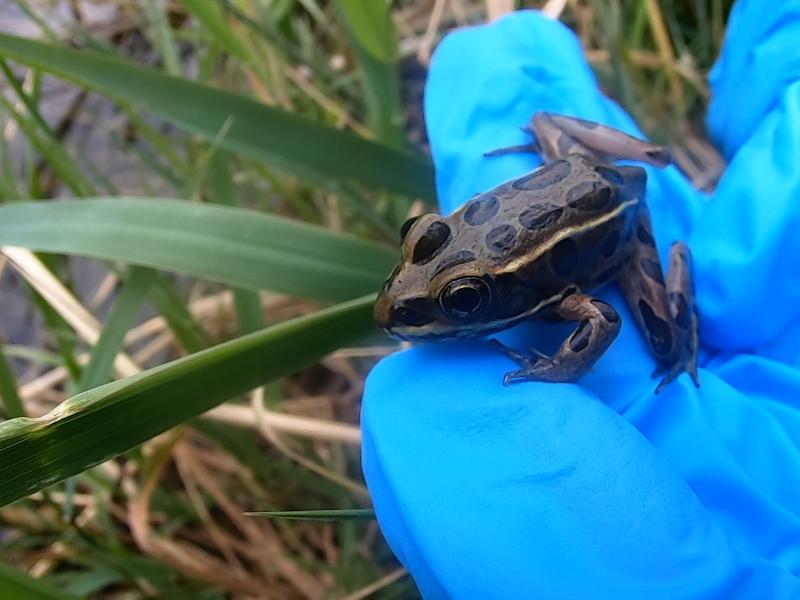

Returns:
488,338,548,365
483,130,541,158
491,294,621,387
653,359,701,394
502,358,564,387
651,242,701,394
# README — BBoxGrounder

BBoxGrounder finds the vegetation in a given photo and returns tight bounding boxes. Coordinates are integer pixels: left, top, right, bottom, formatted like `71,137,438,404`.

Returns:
0,0,731,597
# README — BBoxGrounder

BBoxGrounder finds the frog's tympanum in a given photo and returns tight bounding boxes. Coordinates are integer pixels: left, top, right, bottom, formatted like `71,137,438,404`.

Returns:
374,113,700,392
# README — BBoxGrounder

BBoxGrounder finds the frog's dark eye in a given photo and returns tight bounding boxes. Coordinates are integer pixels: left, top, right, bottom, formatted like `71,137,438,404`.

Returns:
439,277,492,320
399,216,421,241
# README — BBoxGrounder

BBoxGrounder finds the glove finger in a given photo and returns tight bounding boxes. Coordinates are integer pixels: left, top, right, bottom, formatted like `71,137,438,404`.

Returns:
362,346,800,599
696,0,800,354
424,10,704,246
693,83,800,352
707,0,800,159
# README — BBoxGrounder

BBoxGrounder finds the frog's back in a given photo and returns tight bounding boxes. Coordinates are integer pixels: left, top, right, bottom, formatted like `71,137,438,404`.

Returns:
449,154,639,295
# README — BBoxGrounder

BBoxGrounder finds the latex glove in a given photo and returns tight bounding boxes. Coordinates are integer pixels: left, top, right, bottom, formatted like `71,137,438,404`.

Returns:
362,3,800,599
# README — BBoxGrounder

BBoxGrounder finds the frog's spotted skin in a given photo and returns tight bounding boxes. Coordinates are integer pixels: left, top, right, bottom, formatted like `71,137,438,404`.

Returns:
374,112,700,392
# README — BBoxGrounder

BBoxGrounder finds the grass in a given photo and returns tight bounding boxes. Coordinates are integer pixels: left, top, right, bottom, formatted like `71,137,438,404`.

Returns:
0,0,731,598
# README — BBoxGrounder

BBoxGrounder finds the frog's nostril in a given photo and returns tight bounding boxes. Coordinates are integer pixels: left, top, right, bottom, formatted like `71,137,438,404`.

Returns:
394,300,433,328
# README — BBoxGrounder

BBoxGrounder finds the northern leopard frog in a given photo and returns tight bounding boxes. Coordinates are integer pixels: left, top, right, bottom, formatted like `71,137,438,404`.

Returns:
374,112,700,392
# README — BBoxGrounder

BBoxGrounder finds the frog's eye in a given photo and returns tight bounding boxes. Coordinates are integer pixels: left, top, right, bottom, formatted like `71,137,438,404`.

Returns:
439,277,492,320
399,216,421,241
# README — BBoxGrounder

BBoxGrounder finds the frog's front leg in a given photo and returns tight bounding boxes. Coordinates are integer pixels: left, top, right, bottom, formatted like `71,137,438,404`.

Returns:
497,293,621,386
617,206,700,392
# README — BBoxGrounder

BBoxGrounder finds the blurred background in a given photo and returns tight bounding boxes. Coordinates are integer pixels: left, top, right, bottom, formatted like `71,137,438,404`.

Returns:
0,1,730,598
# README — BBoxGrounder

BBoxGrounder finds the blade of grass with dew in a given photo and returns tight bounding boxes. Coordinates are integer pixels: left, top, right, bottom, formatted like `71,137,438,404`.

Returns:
333,0,403,148
0,33,436,201
0,343,24,418
245,508,375,521
0,198,395,301
0,561,78,600
78,266,157,391
0,294,375,507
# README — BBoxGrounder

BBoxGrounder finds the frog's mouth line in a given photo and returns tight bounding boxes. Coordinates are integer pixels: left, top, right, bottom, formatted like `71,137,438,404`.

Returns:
385,291,566,343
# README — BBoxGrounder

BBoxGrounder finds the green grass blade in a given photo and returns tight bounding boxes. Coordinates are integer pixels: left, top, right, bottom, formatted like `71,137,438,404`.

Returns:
0,198,396,302
0,562,78,600
78,267,157,391
179,0,251,62
0,294,375,507
207,153,265,333
334,0,403,147
245,508,376,521
143,0,181,76
333,1,397,63
0,33,436,201
148,277,210,353
0,344,25,418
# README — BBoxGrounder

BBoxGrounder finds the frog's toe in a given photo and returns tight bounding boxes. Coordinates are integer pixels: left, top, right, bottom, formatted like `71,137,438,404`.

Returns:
653,360,701,394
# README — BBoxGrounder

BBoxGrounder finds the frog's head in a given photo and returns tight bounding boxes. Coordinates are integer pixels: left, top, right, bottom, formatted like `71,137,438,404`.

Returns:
374,213,497,341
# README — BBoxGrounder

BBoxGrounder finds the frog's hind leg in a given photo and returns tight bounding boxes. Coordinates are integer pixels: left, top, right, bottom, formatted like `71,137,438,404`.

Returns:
617,205,700,393
487,112,671,166
531,113,671,166
499,293,621,386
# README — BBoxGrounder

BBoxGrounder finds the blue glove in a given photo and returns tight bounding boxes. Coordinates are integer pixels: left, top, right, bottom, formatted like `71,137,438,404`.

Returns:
362,4,800,599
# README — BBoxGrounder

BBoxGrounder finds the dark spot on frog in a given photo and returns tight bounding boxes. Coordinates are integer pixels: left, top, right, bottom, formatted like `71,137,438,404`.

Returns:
412,221,451,264
463,194,500,226
669,291,690,329
493,273,539,318
601,230,620,257
639,300,672,355
593,265,618,286
636,224,655,246
511,159,571,191
590,299,619,324
640,258,664,284
399,216,420,241
485,224,517,254
431,250,477,278
594,165,625,185
519,205,563,231
569,320,593,353
567,181,613,212
393,297,433,327
550,238,579,277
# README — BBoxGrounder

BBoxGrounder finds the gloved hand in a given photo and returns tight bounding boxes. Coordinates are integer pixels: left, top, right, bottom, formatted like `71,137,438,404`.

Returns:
362,4,800,599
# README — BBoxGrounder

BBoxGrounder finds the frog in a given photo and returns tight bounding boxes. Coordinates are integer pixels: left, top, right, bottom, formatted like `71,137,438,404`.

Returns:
374,112,700,392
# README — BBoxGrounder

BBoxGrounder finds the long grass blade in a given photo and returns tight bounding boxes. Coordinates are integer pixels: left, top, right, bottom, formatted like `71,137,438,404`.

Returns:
0,33,436,201
245,508,376,521
0,294,375,507
0,562,77,600
0,344,25,418
0,198,396,301
78,266,157,391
